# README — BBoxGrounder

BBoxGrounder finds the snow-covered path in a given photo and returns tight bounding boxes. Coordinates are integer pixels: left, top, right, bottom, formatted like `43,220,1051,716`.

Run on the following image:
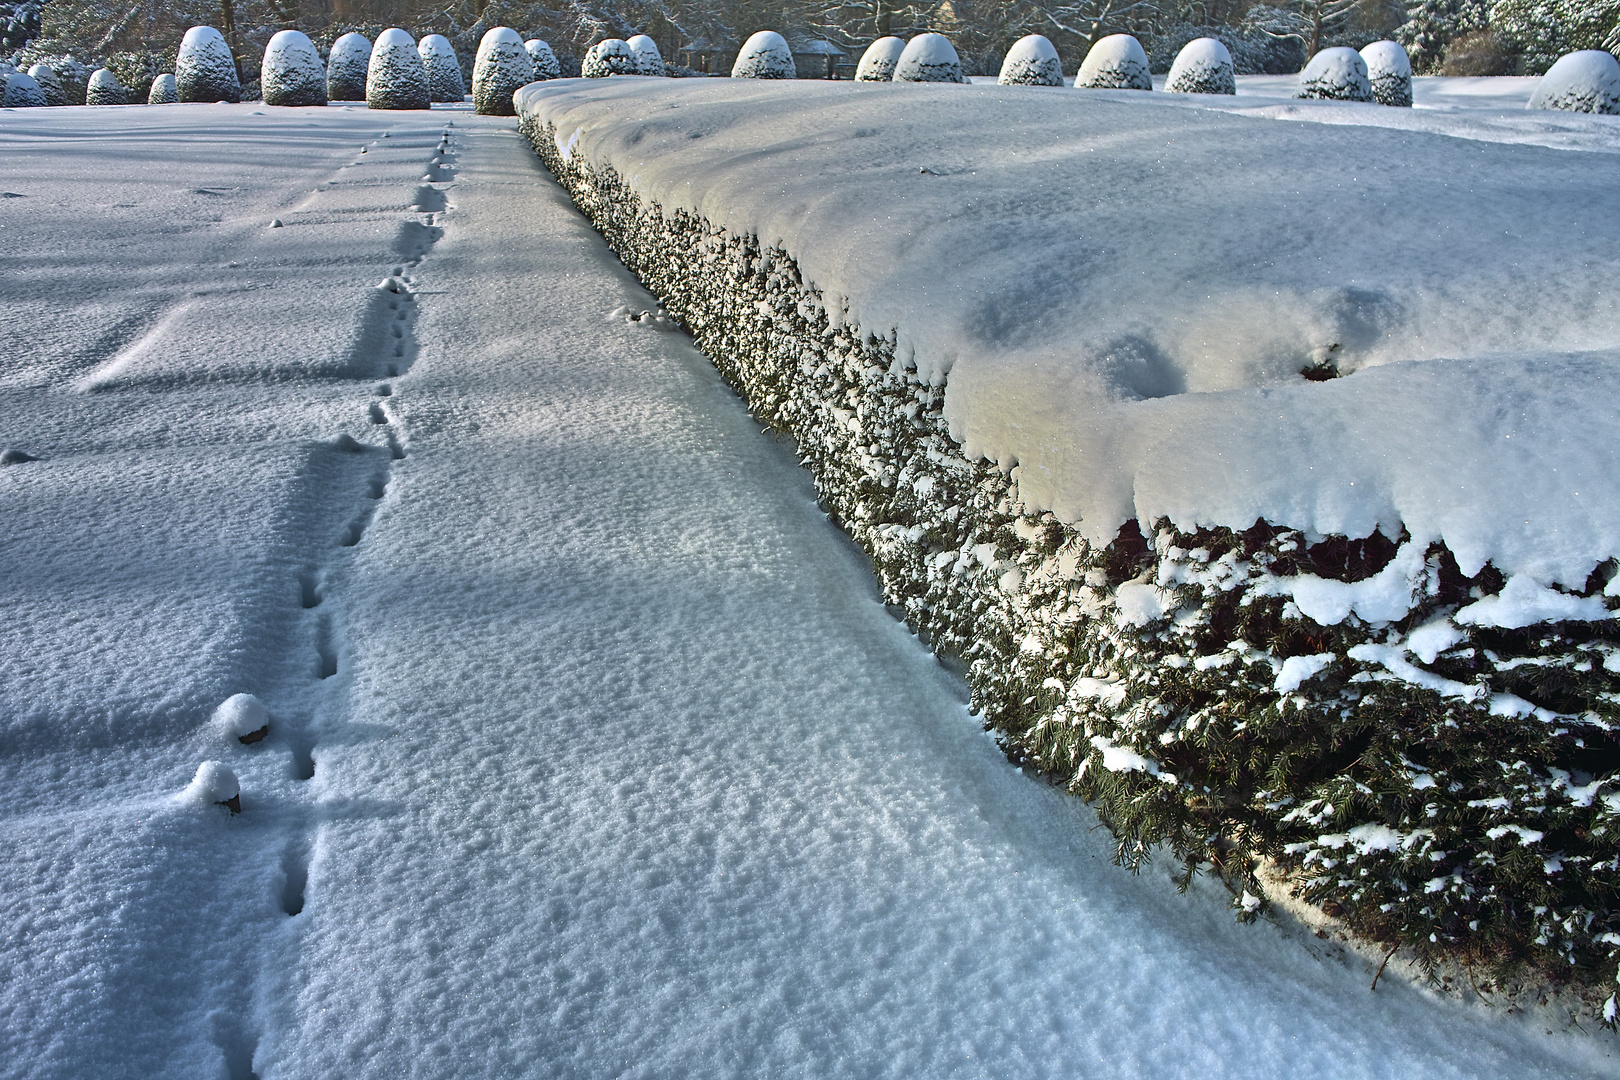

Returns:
1,104,1615,1079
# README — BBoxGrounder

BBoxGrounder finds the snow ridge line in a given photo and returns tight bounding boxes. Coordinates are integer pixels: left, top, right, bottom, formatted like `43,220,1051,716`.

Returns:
519,113,1620,1015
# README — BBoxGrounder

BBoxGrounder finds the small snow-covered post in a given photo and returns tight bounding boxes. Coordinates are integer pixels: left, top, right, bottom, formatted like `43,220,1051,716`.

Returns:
148,73,178,104
419,35,466,101
731,31,794,79
27,63,63,105
855,36,906,81
213,693,270,744
472,27,533,116
1298,47,1373,101
261,29,327,106
176,25,242,103
185,761,242,813
998,34,1063,86
1076,34,1152,89
367,28,431,110
1360,40,1412,107
2,72,46,107
1165,37,1236,95
524,39,561,80
85,67,128,105
326,32,371,102
1527,50,1620,114
583,39,636,78
627,34,663,75
893,33,965,83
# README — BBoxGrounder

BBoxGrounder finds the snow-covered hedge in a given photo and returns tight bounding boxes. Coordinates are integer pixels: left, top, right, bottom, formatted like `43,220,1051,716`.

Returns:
894,33,966,83
1165,37,1236,95
731,31,794,79
25,62,60,104
1361,40,1412,107
855,36,906,81
84,66,126,105
176,25,241,103
626,34,663,76
367,27,430,110
147,72,177,104
472,27,532,115
1076,34,1152,90
261,29,326,107
2,69,44,106
326,32,370,102
582,39,636,78
525,39,561,81
419,35,466,101
1528,50,1620,115
1299,47,1373,102
998,35,1063,87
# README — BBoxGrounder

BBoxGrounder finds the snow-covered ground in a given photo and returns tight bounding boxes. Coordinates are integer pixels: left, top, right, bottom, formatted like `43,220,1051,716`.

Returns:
0,94,1616,1079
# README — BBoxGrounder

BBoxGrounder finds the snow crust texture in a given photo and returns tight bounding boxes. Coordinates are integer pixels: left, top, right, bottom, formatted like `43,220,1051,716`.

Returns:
2,70,45,106
855,35,906,81
326,33,371,101
997,35,1063,87
1528,50,1620,114
419,35,466,101
1361,40,1413,107
84,67,125,105
472,27,532,113
1077,33,1152,90
894,32,966,84
1300,46,1373,102
367,28,431,111
582,38,636,78
524,38,561,80
731,31,794,79
176,25,241,104
262,30,327,107
1166,37,1236,95
626,34,663,75
147,72,177,104
26,62,62,105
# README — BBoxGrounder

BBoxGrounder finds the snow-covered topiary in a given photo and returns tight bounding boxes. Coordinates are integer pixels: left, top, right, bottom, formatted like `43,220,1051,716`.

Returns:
2,69,45,106
1076,34,1152,90
147,72,177,103
326,32,370,101
472,27,532,115
1361,40,1412,107
855,36,906,81
626,34,662,75
419,35,466,101
731,31,794,79
84,67,126,105
176,25,241,103
261,29,326,106
213,693,270,743
1165,37,1236,94
582,38,636,78
524,38,561,80
183,760,241,812
1298,46,1373,101
367,27,430,110
1527,50,1620,114
25,62,60,104
997,34,1062,86
893,32,965,83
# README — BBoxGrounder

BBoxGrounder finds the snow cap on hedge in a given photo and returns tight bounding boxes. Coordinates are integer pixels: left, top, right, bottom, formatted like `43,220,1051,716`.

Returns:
147,72,177,103
419,35,466,101
472,27,532,115
1165,37,1236,95
1076,34,1152,90
732,31,794,79
26,63,63,105
1298,46,1372,101
997,34,1062,86
583,38,636,78
367,28,430,110
261,29,326,106
1361,40,1412,107
326,32,371,101
176,26,242,103
1527,50,1620,114
2,71,46,107
626,35,662,75
894,33,965,83
855,36,906,81
85,67,126,105
524,38,561,80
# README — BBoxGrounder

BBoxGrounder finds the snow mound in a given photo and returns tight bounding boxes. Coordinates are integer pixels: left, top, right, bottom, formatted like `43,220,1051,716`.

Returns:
147,72,177,104
1528,50,1620,115
855,36,906,81
626,34,663,76
998,34,1063,87
3,71,46,107
367,27,430,110
1361,40,1412,107
182,761,240,811
326,33,371,101
524,39,560,81
894,33,965,84
1076,34,1152,91
583,39,636,79
731,31,794,79
212,693,269,743
85,67,126,105
1299,47,1372,102
473,27,532,115
176,26,241,103
1165,37,1236,95
26,63,62,106
261,30,326,107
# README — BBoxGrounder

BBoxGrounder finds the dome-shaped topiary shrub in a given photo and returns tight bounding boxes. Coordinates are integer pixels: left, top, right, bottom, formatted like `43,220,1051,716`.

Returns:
731,31,793,79
176,25,241,103
326,32,371,101
85,67,127,105
524,38,560,80
997,34,1062,86
1076,34,1152,89
1298,47,1372,101
855,36,905,81
367,28,430,110
472,27,532,115
2,71,46,107
582,38,636,77
26,63,62,105
261,29,326,106
419,35,466,101
893,32,965,83
1360,40,1411,107
1527,50,1620,114
148,72,177,103
626,34,663,75
1165,37,1235,94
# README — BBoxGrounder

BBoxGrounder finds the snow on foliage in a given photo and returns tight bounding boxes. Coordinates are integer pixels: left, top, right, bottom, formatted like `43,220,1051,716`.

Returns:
261,30,326,107
1299,46,1373,101
1165,37,1236,94
367,28,430,111
176,26,241,104
182,761,239,811
147,72,177,104
582,39,636,78
855,36,906,81
731,31,794,79
25,62,60,105
419,35,465,102
626,34,663,75
1076,33,1152,90
1,69,44,106
997,34,1063,86
473,27,533,115
1361,40,1413,107
84,67,126,105
326,33,370,102
894,33,966,83
1527,50,1620,114
524,39,561,81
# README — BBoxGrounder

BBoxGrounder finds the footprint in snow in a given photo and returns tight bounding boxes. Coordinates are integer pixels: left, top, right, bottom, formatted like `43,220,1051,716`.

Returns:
1,448,40,465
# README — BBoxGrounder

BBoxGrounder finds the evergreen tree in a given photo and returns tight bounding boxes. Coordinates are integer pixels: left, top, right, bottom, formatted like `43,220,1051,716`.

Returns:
1395,0,1488,72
